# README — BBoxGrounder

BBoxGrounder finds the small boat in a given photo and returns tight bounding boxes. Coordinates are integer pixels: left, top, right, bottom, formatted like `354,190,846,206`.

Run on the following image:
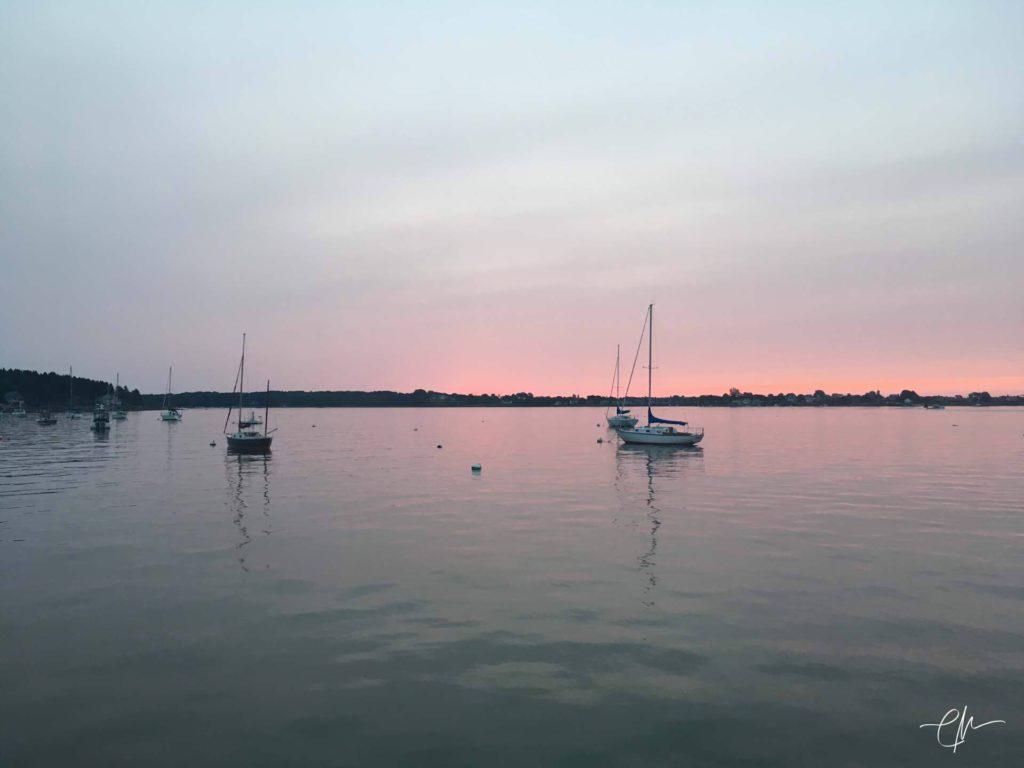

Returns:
36,410,58,426
617,304,704,446
111,373,128,420
66,366,81,419
160,366,183,422
91,403,110,432
12,401,27,417
224,333,275,452
924,403,946,410
238,411,263,429
606,343,638,428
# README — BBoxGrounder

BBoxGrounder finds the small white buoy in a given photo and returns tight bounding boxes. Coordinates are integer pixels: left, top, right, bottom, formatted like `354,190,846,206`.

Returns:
471,463,481,472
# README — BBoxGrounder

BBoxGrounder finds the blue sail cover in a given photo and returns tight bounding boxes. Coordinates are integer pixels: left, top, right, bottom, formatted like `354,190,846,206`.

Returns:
616,406,631,415
648,407,687,426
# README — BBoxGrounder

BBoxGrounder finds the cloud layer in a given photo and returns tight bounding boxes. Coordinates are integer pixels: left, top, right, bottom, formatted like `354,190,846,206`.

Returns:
2,1,1022,394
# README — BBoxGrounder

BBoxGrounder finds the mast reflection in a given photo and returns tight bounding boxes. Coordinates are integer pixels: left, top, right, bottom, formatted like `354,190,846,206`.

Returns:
225,452,272,572
615,444,703,606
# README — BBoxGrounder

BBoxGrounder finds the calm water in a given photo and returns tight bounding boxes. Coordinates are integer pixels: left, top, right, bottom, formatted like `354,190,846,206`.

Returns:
1,407,1021,766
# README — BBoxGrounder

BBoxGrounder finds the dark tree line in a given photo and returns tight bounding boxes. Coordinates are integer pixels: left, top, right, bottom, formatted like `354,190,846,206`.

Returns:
136,387,1022,409
1,369,141,409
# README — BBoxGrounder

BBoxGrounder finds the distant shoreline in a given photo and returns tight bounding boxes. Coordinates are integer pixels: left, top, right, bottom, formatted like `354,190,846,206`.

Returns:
129,387,1021,409
127,401,1022,411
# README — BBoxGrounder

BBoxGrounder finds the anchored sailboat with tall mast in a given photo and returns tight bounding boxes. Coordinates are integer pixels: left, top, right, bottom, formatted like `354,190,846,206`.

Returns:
606,344,638,428
111,373,127,420
160,367,183,421
224,333,274,452
67,366,81,419
616,304,704,446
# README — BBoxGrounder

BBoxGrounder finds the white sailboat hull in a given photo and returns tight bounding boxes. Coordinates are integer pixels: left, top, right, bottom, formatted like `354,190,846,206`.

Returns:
617,426,704,445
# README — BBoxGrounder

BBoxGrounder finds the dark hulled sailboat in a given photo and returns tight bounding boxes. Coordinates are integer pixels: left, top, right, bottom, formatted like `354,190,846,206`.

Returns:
225,333,274,452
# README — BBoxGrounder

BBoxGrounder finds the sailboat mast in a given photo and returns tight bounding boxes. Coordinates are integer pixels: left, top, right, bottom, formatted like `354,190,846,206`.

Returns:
647,304,653,424
615,344,620,401
264,380,270,437
239,333,246,422
69,366,73,406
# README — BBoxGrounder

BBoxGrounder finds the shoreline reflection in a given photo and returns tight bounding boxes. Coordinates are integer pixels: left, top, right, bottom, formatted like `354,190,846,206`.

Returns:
225,452,272,572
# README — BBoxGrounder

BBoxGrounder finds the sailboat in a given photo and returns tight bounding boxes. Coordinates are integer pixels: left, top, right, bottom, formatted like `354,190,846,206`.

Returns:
111,373,127,420
239,411,263,429
616,304,704,446
224,333,274,452
606,343,638,428
36,409,57,426
66,366,81,418
160,367,183,421
12,401,27,417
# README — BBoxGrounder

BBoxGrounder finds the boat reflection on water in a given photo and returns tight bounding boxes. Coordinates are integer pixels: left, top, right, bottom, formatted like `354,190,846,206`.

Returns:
226,452,273,572
615,443,703,605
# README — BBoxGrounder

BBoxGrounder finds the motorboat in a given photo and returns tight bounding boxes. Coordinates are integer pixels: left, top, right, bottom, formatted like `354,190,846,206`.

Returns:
91,403,110,432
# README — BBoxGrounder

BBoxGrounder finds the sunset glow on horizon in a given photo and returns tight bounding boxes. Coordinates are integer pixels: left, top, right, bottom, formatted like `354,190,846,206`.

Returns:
1,1,1021,395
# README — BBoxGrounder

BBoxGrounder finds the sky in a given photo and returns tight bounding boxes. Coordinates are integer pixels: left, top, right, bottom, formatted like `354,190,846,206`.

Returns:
1,0,1022,396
